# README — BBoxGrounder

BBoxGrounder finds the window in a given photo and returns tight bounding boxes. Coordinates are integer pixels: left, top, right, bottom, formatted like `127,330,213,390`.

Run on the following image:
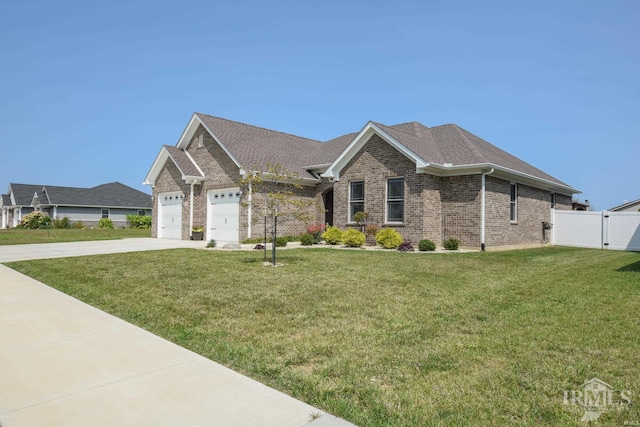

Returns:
387,177,404,223
510,183,517,222
101,209,110,219
349,181,364,222
550,193,556,209
137,210,146,216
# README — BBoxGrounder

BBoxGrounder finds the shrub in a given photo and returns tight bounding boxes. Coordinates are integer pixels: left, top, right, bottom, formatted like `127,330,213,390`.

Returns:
300,233,314,246
398,242,415,252
322,226,343,245
98,218,114,229
342,228,365,247
376,228,403,249
419,239,437,252
443,238,460,250
20,211,51,229
127,214,152,229
275,236,288,247
73,221,86,229
206,239,216,248
54,217,71,229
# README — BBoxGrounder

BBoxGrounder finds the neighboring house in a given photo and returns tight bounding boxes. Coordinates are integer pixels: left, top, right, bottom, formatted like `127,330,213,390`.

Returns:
572,198,591,211
144,113,579,249
609,199,640,212
0,182,152,228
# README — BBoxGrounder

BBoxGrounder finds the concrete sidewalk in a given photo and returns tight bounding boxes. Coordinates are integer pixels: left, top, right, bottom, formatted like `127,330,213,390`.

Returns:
0,241,357,427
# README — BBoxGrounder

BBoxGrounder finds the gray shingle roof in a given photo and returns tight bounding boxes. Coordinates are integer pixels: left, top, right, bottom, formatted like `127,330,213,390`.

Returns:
175,114,573,190
5,182,151,208
196,113,322,179
164,145,203,178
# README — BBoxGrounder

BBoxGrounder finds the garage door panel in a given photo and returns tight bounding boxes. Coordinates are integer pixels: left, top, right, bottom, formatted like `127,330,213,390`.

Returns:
158,192,183,239
207,189,240,244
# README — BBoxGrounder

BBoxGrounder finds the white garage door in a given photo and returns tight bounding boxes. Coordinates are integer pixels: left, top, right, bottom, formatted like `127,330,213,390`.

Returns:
207,188,240,244
158,192,183,239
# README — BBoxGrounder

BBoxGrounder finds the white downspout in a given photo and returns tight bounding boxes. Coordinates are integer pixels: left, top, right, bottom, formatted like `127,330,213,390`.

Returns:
247,182,252,239
189,181,195,238
480,168,494,251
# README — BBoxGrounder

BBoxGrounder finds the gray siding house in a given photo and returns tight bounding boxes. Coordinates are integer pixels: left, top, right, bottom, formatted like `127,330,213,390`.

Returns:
144,113,579,249
1,182,152,228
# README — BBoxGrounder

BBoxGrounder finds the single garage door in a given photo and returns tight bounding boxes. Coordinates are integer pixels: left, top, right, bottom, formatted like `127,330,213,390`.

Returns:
207,188,240,244
158,192,183,239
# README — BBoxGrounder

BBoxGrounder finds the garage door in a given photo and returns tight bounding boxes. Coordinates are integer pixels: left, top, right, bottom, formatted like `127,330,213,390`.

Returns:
207,188,240,244
158,192,183,239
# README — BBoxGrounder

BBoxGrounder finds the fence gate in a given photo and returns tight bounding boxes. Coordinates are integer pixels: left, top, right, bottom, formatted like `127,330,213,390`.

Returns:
553,210,640,251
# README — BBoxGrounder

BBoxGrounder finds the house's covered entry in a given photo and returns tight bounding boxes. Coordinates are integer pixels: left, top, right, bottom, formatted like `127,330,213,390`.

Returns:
158,192,183,239
207,188,240,244
323,189,334,226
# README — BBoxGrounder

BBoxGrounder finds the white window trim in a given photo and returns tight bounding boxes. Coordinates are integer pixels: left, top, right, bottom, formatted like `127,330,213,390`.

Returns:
385,177,404,225
348,180,364,223
510,183,518,223
101,209,110,219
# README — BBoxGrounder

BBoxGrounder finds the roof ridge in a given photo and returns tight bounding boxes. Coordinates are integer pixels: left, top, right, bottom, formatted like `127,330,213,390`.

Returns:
450,124,486,163
381,121,446,164
195,113,323,145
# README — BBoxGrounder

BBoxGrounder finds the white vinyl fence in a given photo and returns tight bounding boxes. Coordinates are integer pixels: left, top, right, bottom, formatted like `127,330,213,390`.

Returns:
553,210,640,251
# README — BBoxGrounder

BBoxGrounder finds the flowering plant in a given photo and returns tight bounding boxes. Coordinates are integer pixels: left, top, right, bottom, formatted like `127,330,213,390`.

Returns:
365,224,380,236
307,223,326,243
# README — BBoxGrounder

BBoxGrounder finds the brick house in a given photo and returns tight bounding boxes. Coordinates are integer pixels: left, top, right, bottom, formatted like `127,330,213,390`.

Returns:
144,113,578,249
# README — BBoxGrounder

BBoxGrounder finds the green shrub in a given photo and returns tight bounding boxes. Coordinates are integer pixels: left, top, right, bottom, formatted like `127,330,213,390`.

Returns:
300,233,314,246
73,221,86,229
206,239,216,248
275,236,288,247
419,239,437,251
342,228,365,247
443,238,460,250
322,226,343,245
98,218,114,229
54,217,71,229
20,211,51,229
376,228,403,249
127,214,152,229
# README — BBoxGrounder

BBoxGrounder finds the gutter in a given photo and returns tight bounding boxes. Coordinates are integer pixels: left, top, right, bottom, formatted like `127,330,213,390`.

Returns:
480,168,495,251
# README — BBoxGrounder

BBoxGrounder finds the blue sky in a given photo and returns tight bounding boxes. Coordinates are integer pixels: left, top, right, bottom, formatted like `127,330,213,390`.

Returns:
1,0,638,210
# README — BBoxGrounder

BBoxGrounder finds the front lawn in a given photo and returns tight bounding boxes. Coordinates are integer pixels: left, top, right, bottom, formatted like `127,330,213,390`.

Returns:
0,228,151,245
7,247,640,426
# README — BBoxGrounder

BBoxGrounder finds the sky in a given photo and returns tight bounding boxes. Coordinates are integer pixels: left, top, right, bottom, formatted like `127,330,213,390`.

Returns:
1,0,638,210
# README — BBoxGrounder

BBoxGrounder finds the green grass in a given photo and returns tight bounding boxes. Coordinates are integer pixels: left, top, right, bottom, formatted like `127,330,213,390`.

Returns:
6,247,640,426
0,228,151,245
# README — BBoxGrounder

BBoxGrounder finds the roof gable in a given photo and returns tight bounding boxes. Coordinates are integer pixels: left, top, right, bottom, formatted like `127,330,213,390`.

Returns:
143,145,205,186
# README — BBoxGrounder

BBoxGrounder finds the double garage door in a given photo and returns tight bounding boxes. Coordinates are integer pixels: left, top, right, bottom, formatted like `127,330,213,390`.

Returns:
157,189,240,243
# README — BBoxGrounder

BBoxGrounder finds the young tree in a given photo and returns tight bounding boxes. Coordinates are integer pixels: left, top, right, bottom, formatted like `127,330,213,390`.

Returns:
240,164,316,265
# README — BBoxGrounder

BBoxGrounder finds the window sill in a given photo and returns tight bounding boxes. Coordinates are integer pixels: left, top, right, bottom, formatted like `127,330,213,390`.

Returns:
384,223,405,227
510,221,518,225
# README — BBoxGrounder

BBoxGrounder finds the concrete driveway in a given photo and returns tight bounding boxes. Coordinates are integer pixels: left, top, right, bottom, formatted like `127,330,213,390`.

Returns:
0,238,356,427
0,238,207,263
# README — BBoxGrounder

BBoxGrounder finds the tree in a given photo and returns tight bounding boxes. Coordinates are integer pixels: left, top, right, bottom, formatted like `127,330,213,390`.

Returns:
240,164,316,265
